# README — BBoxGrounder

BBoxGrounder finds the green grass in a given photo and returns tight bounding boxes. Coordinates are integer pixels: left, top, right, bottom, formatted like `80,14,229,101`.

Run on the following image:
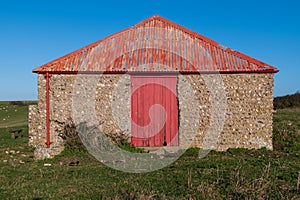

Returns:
273,108,300,152
0,101,36,128
0,102,300,199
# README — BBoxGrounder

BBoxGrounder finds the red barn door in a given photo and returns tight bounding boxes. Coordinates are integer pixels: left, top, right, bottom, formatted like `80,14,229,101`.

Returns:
131,76,178,147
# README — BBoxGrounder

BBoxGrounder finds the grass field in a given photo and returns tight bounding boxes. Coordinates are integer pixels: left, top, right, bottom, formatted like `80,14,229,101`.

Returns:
0,102,300,199
0,101,36,128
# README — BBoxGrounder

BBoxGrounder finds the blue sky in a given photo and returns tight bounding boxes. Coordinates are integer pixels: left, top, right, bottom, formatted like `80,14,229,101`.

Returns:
0,0,299,100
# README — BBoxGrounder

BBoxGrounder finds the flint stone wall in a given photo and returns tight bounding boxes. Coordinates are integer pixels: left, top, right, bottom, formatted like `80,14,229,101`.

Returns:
179,74,274,150
29,73,274,159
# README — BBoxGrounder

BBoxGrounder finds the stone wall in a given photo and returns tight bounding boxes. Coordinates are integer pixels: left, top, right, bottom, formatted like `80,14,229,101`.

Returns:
178,73,274,151
29,73,274,159
220,74,274,150
29,74,131,158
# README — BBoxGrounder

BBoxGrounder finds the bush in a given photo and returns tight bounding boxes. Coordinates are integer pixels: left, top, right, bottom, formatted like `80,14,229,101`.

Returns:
9,101,25,106
57,119,144,155
58,119,87,154
274,92,300,109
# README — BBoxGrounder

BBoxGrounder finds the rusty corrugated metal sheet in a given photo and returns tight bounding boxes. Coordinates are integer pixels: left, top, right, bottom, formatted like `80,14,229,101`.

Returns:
33,15,279,74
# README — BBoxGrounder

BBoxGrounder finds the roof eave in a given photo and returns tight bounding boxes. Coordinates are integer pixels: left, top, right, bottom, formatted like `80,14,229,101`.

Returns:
33,69,279,75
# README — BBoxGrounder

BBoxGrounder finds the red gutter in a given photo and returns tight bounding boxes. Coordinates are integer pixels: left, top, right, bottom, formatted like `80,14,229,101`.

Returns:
45,72,52,148
36,69,279,75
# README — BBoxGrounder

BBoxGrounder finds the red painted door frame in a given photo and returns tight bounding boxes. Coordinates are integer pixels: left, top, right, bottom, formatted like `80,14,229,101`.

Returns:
131,76,179,147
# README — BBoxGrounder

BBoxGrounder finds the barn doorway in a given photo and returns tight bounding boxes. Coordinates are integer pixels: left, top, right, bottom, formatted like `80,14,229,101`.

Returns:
131,76,179,147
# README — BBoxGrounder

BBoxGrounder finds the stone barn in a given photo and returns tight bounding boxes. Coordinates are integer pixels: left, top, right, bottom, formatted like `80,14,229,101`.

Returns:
29,15,279,159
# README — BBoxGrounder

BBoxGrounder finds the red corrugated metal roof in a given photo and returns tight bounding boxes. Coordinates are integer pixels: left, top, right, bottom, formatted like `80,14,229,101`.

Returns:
33,15,278,74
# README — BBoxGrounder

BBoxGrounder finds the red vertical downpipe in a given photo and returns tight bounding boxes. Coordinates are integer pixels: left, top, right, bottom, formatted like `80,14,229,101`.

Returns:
45,72,52,148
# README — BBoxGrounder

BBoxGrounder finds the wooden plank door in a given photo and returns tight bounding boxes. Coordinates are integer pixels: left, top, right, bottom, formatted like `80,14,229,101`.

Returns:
131,76,178,147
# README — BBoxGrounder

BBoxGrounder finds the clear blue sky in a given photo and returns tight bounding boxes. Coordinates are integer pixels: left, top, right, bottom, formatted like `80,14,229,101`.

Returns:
0,0,299,100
